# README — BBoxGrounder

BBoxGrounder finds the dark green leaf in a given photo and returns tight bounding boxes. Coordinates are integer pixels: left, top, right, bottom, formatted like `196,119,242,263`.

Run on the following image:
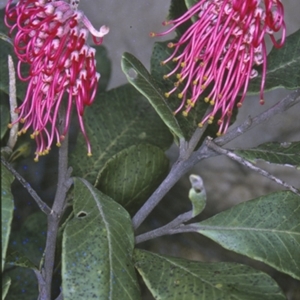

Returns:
70,84,173,184
121,52,184,139
62,178,140,300
2,275,11,300
248,29,300,94
94,45,111,92
195,191,300,280
95,144,169,214
134,249,285,300
0,8,29,100
235,141,300,168
150,41,219,140
5,251,37,269
8,212,47,267
1,164,14,272
0,93,9,140
168,0,191,35
4,267,38,300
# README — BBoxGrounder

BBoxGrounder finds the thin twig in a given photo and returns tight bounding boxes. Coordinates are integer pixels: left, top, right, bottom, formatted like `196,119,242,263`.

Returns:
215,89,300,146
206,138,300,196
7,55,18,150
135,210,193,244
42,109,73,300
132,89,300,230
1,157,51,215
33,269,47,300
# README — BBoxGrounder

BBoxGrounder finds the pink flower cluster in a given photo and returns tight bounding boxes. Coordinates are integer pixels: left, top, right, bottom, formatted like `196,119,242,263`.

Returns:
5,0,109,161
151,0,286,135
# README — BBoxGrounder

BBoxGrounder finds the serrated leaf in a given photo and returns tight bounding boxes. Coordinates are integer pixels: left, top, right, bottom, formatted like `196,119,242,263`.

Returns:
8,212,47,267
95,144,169,214
70,84,173,184
248,29,300,93
235,141,300,168
4,267,38,300
121,52,184,139
2,275,11,300
195,191,300,280
62,178,140,300
134,249,285,300
1,164,14,272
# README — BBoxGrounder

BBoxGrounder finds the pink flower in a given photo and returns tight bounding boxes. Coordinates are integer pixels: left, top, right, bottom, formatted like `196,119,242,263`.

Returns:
5,0,109,161
151,0,286,135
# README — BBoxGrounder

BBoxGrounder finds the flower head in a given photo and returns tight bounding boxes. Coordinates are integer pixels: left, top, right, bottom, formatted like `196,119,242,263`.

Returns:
5,0,109,161
151,0,285,135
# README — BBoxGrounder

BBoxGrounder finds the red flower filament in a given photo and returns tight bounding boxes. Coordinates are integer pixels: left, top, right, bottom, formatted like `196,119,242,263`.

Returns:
151,0,286,135
5,0,109,161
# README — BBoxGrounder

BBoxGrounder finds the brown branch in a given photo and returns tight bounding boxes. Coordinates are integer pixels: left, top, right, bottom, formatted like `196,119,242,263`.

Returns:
206,138,300,196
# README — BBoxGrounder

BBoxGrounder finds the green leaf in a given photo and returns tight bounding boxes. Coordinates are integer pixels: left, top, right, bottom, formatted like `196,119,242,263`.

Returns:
0,93,9,140
0,9,28,100
70,84,173,184
4,267,38,300
195,191,300,280
185,0,197,9
1,164,14,272
95,144,169,214
94,45,111,92
8,212,47,267
150,41,220,140
62,178,140,300
5,251,37,269
121,52,184,139
134,249,285,300
248,29,300,94
2,275,11,300
235,141,300,168
168,0,191,35
188,174,206,217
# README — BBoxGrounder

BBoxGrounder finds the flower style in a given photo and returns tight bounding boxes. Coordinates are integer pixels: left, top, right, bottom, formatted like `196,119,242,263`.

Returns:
151,0,286,135
5,0,109,161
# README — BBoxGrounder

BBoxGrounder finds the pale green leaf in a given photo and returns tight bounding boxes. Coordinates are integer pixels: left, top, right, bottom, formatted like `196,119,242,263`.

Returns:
134,249,285,300
195,191,300,280
2,275,11,300
188,174,206,217
1,164,14,271
235,141,300,168
95,144,169,214
121,52,184,139
70,84,173,184
62,178,140,300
